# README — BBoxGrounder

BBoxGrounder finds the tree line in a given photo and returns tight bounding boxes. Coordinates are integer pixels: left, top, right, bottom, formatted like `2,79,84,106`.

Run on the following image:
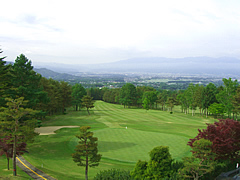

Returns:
95,80,240,119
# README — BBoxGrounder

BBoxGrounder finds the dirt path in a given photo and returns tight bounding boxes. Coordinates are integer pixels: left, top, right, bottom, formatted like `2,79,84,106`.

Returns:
35,126,79,135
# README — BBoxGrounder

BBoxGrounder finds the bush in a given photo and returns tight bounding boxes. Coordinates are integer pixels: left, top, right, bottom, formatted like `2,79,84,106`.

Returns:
94,169,132,180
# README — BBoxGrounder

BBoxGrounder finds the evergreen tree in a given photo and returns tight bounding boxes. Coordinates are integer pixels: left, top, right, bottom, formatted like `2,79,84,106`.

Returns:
72,84,87,111
0,97,38,176
0,48,10,107
81,95,95,115
72,126,101,180
11,54,48,110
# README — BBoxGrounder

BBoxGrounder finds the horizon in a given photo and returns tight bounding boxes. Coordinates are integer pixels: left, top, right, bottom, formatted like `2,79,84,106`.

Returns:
1,1,240,64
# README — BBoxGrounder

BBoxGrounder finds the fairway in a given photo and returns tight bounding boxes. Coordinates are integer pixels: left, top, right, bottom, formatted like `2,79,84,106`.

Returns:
0,101,215,179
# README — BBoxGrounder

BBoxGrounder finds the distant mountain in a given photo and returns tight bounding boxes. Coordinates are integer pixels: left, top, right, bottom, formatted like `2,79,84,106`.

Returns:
81,57,240,76
34,68,79,80
30,56,240,77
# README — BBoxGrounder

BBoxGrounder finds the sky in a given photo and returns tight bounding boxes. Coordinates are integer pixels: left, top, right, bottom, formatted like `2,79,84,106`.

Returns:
1,0,240,64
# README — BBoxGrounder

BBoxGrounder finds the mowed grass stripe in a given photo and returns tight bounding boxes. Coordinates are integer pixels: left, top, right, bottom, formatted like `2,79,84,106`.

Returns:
16,101,215,180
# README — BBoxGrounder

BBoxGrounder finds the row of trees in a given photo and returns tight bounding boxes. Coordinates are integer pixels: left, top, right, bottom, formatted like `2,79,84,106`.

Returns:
98,80,240,119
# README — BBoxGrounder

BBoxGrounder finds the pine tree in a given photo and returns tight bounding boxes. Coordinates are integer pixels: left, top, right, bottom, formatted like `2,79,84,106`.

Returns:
81,95,95,115
0,48,10,107
72,126,101,180
0,97,38,176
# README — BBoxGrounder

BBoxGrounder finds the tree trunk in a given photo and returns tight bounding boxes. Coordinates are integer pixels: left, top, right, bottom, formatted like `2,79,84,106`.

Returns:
76,105,78,111
87,108,90,115
13,135,17,176
7,158,9,170
85,156,88,180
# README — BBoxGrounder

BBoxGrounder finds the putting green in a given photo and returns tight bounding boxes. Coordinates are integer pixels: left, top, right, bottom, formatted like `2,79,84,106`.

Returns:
71,128,191,162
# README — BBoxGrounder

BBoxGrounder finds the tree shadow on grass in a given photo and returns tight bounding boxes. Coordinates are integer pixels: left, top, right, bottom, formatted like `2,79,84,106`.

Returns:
98,141,137,152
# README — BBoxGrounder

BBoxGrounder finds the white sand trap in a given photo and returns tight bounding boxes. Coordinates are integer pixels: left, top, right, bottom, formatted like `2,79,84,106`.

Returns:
35,126,79,135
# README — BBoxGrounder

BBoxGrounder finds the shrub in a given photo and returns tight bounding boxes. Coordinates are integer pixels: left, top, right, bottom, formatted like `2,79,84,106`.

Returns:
94,169,132,180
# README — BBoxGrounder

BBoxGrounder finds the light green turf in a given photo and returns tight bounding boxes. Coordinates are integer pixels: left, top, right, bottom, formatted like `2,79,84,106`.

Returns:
0,101,216,179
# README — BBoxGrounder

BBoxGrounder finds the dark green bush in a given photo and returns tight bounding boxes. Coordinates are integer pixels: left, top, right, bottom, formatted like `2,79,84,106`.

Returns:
94,169,133,180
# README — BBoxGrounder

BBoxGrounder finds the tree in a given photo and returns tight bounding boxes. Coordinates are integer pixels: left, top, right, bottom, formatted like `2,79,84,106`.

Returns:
0,136,27,170
0,48,10,107
208,103,225,118
71,83,86,111
166,96,176,112
142,91,157,109
180,139,216,180
157,90,168,111
216,78,238,118
59,81,72,114
232,86,240,120
119,83,137,108
81,95,95,115
131,160,148,179
142,97,150,111
11,54,48,110
131,146,173,179
0,97,38,176
146,146,173,179
72,126,101,180
202,83,217,118
188,119,240,161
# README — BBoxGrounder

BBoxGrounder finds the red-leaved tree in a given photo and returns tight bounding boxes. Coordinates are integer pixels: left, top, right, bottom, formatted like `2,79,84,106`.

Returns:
0,135,27,170
188,119,240,161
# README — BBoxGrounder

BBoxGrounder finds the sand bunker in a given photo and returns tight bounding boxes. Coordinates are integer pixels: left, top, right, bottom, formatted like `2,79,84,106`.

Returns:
35,126,79,135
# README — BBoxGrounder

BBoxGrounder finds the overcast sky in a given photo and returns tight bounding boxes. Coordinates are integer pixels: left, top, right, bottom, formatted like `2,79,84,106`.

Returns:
1,0,240,64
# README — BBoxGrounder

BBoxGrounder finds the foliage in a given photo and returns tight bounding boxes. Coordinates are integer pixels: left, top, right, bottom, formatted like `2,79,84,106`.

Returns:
72,83,86,111
11,54,48,110
119,83,137,108
0,97,38,176
72,126,101,180
188,119,240,161
131,146,173,180
142,97,150,111
0,48,10,107
131,160,148,179
94,169,132,180
216,78,238,118
81,95,95,115
40,77,72,115
208,103,225,118
232,86,240,118
0,136,27,170
180,139,216,180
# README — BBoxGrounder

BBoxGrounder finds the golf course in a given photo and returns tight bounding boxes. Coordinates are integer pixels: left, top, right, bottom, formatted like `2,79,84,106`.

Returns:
0,100,216,179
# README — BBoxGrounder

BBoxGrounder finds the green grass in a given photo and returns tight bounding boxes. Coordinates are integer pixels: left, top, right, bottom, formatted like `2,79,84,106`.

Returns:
0,101,216,179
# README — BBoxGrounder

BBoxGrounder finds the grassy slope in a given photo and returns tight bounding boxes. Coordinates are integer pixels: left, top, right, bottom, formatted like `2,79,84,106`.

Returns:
0,101,215,179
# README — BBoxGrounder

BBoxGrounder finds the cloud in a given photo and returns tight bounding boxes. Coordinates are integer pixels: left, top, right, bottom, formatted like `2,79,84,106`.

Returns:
1,0,240,64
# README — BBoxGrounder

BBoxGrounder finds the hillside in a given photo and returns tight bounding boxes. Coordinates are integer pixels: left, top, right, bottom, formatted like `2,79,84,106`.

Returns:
31,56,240,77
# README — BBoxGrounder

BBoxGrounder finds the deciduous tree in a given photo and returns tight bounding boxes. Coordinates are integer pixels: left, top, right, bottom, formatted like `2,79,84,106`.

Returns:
188,119,240,161
0,136,27,170
119,83,137,108
72,126,101,180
